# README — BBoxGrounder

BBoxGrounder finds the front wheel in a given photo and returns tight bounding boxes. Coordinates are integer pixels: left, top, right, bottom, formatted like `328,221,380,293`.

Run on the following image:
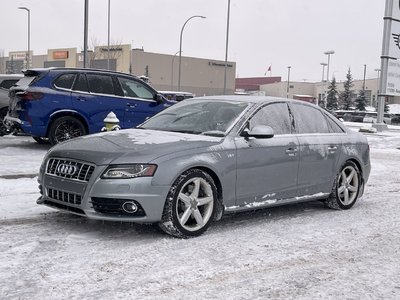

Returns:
48,116,86,145
159,169,217,238
325,161,361,210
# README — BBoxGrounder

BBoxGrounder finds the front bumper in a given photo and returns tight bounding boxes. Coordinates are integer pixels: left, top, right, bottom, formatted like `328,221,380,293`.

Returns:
38,164,170,223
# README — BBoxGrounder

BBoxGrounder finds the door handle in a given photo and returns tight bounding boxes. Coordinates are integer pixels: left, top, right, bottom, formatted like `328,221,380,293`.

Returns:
77,97,86,102
328,146,338,153
126,103,137,108
285,148,298,156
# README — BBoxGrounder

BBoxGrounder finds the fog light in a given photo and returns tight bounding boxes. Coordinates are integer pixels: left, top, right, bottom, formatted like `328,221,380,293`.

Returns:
122,201,138,214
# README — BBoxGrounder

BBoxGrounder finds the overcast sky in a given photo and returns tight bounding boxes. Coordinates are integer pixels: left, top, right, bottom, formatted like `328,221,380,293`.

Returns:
1,0,385,82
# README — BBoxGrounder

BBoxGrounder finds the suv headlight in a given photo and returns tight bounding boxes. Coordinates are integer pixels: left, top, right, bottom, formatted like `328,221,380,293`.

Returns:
101,164,157,179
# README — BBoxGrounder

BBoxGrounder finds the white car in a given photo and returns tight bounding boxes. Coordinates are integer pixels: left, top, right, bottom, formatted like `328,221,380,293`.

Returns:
363,112,392,124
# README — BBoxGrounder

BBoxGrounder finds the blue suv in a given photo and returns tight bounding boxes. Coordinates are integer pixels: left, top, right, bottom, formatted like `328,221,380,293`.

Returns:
5,68,174,145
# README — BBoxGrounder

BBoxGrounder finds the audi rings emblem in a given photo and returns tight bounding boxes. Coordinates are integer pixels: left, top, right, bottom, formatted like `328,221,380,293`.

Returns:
56,164,78,176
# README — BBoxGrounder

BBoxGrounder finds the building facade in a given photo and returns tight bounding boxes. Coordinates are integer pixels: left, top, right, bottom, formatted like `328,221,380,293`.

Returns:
1,44,236,96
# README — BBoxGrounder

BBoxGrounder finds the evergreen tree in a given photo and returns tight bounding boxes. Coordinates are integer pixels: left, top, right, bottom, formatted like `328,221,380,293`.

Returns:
355,89,367,111
339,68,355,110
326,77,339,111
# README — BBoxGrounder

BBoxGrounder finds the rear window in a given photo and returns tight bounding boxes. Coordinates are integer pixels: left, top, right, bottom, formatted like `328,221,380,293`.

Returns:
53,73,76,90
16,76,37,87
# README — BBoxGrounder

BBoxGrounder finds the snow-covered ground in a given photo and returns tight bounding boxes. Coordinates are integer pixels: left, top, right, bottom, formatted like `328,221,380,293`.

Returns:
1,124,400,299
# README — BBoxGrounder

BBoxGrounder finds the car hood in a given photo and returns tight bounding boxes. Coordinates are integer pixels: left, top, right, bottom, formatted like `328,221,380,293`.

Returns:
48,128,223,165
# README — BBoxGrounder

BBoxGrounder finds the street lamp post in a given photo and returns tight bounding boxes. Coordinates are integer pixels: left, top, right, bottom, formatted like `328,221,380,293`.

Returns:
286,66,291,98
171,50,180,90
107,0,111,70
323,50,335,107
320,62,327,82
178,15,206,91
324,50,335,83
374,68,381,107
223,0,231,94
83,0,89,68
18,7,30,69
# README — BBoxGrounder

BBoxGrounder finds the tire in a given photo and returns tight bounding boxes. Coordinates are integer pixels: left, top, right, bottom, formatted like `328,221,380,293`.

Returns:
325,161,361,210
48,116,86,145
159,169,217,238
0,107,9,136
32,136,50,144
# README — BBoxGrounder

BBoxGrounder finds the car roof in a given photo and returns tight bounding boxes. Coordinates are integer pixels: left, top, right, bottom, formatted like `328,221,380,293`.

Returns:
189,95,317,106
25,67,139,78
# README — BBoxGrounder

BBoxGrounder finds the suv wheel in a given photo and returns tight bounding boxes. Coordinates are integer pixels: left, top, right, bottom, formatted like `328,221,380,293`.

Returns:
49,116,86,145
0,107,9,136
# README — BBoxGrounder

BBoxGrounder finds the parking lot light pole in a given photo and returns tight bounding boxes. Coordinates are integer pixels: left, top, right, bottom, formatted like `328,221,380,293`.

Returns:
374,68,381,107
83,0,89,68
324,50,335,107
18,7,30,69
171,50,180,90
107,0,111,70
223,0,231,95
286,66,291,98
178,15,206,91
320,62,327,82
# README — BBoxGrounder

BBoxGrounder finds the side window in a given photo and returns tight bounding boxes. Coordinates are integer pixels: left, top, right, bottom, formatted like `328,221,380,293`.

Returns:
53,73,76,90
249,103,292,135
86,74,115,95
118,77,154,100
72,74,89,92
325,115,345,133
292,104,330,134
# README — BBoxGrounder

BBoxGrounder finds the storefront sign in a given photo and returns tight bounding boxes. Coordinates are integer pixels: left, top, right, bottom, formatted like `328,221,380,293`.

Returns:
53,51,69,59
386,59,400,96
10,52,27,60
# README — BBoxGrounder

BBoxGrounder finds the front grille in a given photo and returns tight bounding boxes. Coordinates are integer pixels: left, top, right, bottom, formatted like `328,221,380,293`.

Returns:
91,197,146,216
47,188,82,205
46,158,95,182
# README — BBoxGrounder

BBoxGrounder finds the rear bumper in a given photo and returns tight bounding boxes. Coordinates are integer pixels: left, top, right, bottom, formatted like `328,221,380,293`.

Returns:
4,114,46,136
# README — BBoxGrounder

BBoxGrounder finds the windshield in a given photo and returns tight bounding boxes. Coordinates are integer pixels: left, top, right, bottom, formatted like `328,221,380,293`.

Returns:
140,99,250,136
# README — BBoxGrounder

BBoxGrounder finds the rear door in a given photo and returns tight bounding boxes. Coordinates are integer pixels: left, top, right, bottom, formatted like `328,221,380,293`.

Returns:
290,103,344,196
71,72,126,133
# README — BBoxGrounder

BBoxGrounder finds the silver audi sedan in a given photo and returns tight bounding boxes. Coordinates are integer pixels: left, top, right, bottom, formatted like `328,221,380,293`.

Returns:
37,96,370,238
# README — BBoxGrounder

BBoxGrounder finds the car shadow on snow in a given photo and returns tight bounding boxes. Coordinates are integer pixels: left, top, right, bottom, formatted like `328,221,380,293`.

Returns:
34,200,341,240
0,136,51,151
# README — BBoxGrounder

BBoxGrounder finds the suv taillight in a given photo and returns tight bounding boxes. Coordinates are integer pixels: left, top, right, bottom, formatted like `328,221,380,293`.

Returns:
16,91,43,100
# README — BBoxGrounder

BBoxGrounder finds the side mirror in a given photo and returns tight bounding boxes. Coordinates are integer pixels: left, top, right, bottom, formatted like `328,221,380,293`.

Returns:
242,125,274,139
154,93,164,104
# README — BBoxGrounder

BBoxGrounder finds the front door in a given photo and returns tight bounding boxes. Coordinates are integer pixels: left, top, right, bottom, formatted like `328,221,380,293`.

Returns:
235,103,299,206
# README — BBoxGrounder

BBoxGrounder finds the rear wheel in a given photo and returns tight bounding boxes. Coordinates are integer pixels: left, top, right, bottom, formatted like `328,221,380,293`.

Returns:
325,161,361,210
0,107,9,136
48,116,86,145
159,169,217,238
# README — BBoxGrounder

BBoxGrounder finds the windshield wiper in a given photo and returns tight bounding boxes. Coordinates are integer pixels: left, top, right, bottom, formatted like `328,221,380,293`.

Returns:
167,129,201,134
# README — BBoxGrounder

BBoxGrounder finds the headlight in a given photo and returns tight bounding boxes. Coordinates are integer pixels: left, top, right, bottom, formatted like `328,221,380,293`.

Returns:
101,164,157,179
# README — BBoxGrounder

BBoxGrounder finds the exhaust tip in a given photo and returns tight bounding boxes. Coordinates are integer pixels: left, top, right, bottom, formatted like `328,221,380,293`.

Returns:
122,201,138,214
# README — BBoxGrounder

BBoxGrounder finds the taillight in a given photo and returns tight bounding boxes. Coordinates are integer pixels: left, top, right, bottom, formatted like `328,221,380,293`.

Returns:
16,91,43,100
